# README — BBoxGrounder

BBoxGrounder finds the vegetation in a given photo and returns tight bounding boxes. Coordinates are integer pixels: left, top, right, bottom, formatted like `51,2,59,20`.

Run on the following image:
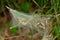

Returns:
0,0,60,40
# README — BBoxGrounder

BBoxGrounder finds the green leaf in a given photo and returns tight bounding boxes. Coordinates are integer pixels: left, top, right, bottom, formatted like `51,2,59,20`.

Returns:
45,5,54,14
10,25,18,35
54,25,60,35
